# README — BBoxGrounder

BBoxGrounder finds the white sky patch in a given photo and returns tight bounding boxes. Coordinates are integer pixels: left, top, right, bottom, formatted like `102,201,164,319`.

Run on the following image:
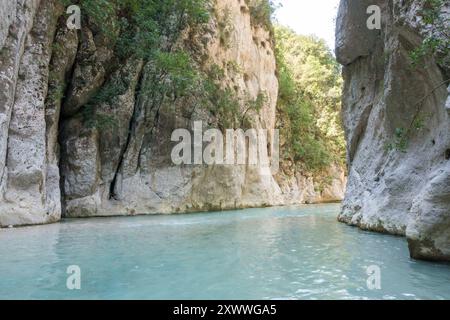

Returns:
274,0,341,50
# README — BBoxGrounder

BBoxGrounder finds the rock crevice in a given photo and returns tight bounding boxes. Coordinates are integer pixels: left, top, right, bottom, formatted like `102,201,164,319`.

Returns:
336,0,450,261
0,0,346,227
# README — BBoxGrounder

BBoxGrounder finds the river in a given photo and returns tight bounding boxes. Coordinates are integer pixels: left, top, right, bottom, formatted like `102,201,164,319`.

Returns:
0,204,449,299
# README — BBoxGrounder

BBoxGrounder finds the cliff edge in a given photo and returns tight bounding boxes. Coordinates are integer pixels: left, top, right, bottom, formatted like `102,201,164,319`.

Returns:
336,0,450,261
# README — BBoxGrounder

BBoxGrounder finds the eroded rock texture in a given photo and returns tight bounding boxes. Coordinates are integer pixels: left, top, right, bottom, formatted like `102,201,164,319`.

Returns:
336,0,450,261
0,0,63,226
0,0,345,227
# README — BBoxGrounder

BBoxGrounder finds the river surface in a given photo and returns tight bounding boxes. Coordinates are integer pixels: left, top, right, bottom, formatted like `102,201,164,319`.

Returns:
0,204,449,300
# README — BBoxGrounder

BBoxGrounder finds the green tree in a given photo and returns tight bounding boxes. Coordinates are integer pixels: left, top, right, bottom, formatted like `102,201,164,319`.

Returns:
275,26,345,171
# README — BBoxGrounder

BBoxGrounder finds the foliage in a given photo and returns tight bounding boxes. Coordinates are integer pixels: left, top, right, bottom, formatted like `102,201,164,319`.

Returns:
275,26,345,171
203,64,267,130
216,5,234,48
61,0,272,132
82,77,128,129
390,1,449,153
385,127,408,153
410,0,449,67
47,69,66,105
81,0,118,37
115,0,210,59
245,0,279,31
385,79,449,153
60,0,212,129
153,50,200,97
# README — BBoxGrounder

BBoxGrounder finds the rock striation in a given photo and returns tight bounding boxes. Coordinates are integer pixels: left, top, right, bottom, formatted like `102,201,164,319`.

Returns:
336,0,450,261
0,0,345,227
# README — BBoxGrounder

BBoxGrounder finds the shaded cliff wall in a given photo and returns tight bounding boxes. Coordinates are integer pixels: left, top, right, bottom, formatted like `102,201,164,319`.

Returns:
0,0,346,227
336,0,450,261
58,0,284,217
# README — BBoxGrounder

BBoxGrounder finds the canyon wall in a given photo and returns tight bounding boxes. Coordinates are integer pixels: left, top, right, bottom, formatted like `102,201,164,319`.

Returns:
336,0,450,261
0,0,345,227
0,0,62,226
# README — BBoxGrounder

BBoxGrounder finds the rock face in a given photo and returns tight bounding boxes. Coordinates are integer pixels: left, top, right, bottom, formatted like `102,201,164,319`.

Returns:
0,0,345,227
0,0,63,226
336,0,450,261
59,0,282,217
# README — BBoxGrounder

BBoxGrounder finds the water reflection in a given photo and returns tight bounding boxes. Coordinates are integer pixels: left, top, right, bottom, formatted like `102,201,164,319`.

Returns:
0,204,449,300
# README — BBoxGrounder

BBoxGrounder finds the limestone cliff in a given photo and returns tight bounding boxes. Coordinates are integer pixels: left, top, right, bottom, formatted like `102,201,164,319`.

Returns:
0,0,62,226
0,0,345,227
336,0,450,261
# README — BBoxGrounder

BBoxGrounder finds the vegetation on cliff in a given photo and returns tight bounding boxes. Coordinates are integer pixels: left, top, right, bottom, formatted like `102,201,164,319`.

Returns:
60,0,270,131
388,0,449,153
60,0,345,172
409,0,449,69
275,26,345,171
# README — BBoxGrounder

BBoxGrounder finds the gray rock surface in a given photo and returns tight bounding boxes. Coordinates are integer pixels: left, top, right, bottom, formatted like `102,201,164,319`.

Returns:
58,0,345,218
0,0,63,226
336,0,450,261
0,0,16,49
0,0,346,227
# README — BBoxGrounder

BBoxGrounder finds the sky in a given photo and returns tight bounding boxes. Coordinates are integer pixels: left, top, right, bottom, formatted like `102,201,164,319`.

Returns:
274,0,341,50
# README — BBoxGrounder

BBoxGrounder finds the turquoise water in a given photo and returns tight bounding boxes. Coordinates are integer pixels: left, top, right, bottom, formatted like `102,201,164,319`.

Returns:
0,204,449,300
